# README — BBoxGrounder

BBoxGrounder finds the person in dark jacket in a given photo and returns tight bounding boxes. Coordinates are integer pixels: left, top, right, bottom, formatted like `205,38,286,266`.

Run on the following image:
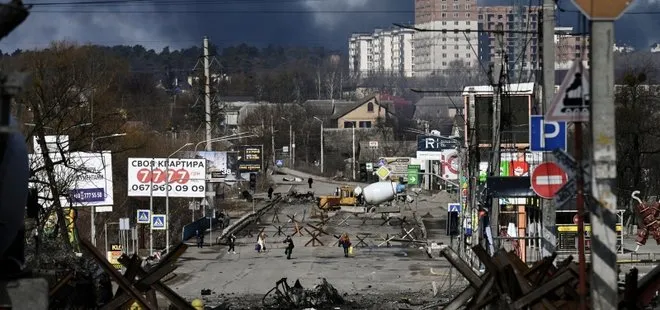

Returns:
308,177,313,189
195,229,204,248
268,186,274,200
227,234,236,254
283,235,294,259
338,233,351,257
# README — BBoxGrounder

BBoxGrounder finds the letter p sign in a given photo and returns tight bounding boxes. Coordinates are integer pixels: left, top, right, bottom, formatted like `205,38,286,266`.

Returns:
530,115,567,152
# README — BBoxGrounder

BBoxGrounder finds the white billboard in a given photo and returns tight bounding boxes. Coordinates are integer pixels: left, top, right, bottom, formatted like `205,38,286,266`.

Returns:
33,135,69,154
127,158,206,198
186,151,229,182
29,151,114,207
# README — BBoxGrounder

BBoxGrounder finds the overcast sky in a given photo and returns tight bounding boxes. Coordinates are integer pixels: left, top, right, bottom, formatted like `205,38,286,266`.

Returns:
0,0,658,53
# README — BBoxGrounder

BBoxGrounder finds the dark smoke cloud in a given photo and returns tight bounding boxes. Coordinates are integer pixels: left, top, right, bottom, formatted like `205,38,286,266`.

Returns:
0,0,656,53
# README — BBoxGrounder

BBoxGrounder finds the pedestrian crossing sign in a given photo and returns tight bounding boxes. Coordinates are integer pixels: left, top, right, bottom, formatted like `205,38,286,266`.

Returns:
151,214,166,230
137,209,150,224
448,203,461,213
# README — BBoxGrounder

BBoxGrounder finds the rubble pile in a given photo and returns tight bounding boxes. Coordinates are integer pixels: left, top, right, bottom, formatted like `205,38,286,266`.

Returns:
261,278,344,309
25,237,112,308
285,190,315,204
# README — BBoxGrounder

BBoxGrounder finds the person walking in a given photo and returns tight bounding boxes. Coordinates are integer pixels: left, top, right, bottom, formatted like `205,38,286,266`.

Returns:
268,186,274,200
282,235,294,259
338,233,351,257
256,233,267,253
308,177,313,189
227,233,236,254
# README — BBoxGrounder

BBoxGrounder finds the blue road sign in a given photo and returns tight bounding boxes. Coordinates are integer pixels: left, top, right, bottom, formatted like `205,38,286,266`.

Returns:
137,209,151,224
529,115,567,152
378,158,387,167
448,203,461,213
275,159,284,167
151,214,166,230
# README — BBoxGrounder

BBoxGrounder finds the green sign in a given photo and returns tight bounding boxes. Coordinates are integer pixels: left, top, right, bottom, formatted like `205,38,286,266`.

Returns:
407,164,420,185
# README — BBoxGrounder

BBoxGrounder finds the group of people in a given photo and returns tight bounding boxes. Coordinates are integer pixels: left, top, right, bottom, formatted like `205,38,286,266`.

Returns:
217,231,352,259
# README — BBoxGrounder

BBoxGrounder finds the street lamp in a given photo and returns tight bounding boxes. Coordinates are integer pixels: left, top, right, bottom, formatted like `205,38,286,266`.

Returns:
165,142,193,252
313,117,324,174
89,132,126,247
281,117,292,167
193,132,255,153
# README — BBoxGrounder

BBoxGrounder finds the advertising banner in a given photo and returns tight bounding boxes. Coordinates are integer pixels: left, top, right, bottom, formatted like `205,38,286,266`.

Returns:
416,135,459,160
188,151,230,182
440,149,459,180
239,145,263,173
127,158,206,198
29,151,114,207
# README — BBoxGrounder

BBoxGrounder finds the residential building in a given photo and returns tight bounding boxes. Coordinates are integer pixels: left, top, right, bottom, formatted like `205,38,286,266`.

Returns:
303,96,395,129
554,27,590,69
348,28,415,78
414,0,479,76
477,6,540,79
652,43,660,53
613,43,635,53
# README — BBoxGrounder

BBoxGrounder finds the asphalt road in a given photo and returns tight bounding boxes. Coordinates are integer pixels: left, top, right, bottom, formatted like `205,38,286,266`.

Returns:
169,201,449,306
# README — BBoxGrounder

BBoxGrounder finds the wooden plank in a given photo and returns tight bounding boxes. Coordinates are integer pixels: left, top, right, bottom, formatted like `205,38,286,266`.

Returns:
48,271,73,297
439,245,485,288
511,270,575,309
80,239,156,310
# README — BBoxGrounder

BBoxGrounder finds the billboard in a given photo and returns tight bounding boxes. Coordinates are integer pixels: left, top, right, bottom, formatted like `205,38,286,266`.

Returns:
416,135,459,160
190,151,229,182
239,145,263,173
29,151,114,207
127,158,206,198
33,135,69,154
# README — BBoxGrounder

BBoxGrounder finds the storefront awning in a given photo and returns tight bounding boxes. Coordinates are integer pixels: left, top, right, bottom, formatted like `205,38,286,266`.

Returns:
486,176,536,198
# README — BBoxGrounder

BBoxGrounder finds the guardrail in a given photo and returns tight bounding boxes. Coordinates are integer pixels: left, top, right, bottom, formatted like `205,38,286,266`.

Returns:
216,195,283,243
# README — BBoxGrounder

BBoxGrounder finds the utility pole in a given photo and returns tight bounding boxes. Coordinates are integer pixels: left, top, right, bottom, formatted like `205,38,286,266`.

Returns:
488,23,505,254
467,90,478,266
203,36,215,232
589,20,619,310
352,125,356,180
540,0,557,258
271,119,275,166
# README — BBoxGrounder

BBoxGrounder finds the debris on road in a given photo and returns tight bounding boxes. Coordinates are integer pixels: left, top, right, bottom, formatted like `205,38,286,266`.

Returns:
262,277,344,309
285,189,315,204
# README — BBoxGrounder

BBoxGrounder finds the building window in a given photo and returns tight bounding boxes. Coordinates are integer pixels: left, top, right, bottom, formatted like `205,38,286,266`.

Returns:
442,4,447,9
455,45,459,49
442,61,447,66
466,20,471,25
359,121,372,128
442,53,447,58
442,13,447,17
466,53,471,58
453,4,459,10
442,21,447,25
442,45,447,49
367,102,374,112
465,4,471,9
344,121,356,128
455,54,459,58
466,13,471,18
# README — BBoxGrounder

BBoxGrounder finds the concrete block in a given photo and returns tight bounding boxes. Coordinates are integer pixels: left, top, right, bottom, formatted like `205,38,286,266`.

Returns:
2,278,48,310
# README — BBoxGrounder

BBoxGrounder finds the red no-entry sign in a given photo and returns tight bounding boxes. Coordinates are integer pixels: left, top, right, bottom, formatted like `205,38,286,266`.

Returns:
531,162,568,199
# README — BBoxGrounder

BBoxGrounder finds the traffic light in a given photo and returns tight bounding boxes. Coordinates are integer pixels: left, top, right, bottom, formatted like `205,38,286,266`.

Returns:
249,173,257,191
359,163,367,182
446,211,459,236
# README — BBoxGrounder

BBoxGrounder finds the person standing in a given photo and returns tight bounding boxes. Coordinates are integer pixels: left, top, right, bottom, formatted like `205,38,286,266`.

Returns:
283,235,294,259
227,233,236,254
268,186,274,200
338,233,351,257
308,177,313,189
196,229,204,248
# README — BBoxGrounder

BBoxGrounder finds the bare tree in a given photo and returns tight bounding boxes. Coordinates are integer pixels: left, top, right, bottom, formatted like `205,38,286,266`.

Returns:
5,42,128,247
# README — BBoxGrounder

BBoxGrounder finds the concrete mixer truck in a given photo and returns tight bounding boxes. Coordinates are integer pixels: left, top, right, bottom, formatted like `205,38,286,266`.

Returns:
316,181,410,212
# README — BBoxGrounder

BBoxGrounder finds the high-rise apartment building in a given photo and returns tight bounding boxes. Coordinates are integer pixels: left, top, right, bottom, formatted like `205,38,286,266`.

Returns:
477,6,540,81
348,28,415,78
554,26,590,69
413,0,479,77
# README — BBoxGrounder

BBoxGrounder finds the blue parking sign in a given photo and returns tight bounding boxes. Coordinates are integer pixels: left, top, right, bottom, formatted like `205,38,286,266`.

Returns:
529,115,567,152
